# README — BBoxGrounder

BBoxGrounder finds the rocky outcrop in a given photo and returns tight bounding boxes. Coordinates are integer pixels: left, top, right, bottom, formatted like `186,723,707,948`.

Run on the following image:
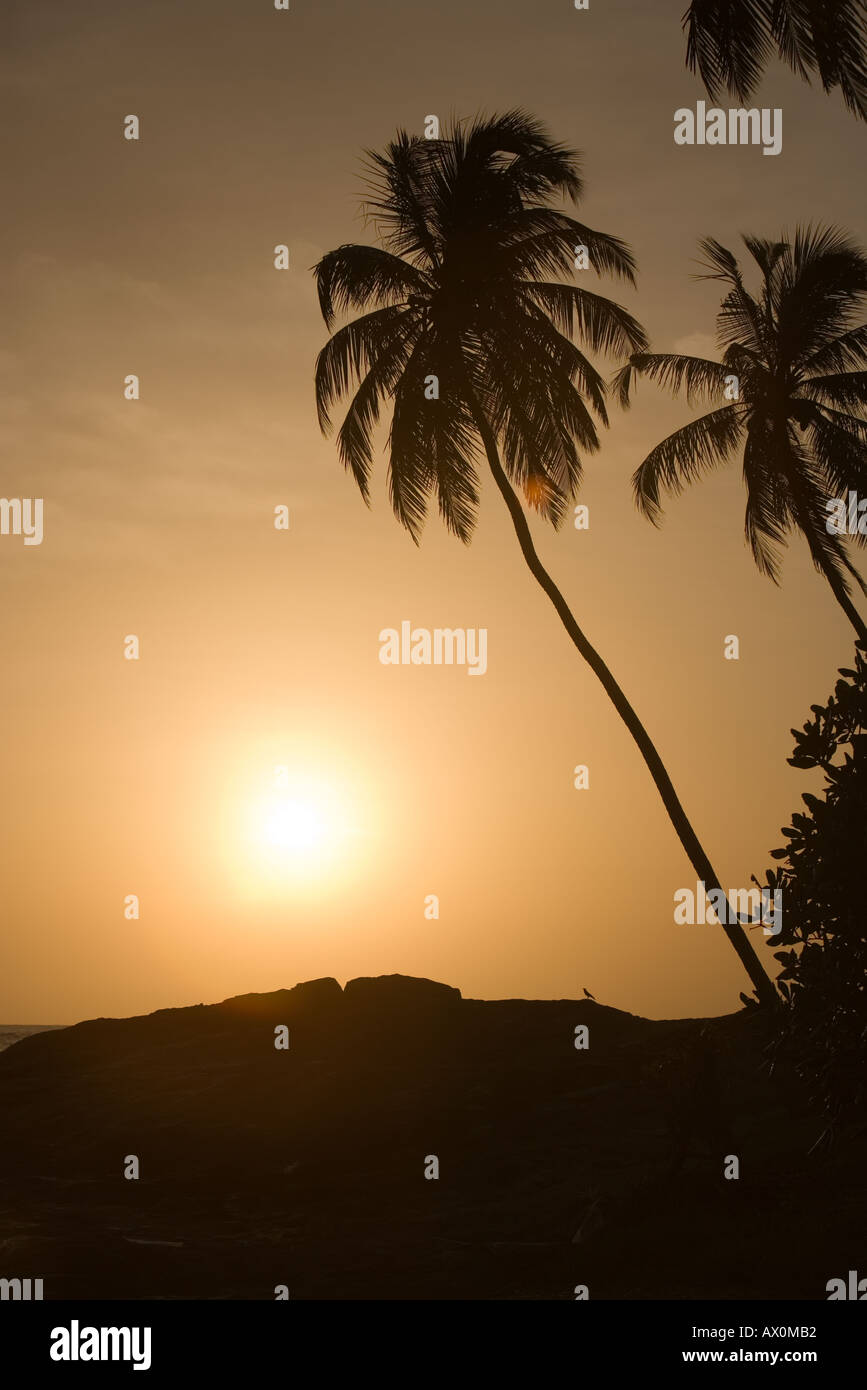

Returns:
0,978,860,1300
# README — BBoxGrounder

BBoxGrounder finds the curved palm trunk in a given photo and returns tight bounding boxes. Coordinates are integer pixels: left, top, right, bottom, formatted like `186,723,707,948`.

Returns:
820,562,867,642
465,391,778,1008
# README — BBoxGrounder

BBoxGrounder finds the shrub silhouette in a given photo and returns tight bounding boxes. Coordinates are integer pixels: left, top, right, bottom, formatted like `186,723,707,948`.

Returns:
760,641,867,1122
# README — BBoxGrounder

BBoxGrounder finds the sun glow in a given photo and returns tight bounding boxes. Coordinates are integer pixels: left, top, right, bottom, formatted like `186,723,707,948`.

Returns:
261,798,327,852
236,770,359,892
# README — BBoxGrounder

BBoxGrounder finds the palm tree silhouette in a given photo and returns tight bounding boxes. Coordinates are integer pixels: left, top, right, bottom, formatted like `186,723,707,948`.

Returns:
616,228,867,640
683,0,867,121
313,111,777,1007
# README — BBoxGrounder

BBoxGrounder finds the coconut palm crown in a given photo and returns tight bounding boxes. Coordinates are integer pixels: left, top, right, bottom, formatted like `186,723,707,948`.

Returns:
617,227,867,638
314,109,647,542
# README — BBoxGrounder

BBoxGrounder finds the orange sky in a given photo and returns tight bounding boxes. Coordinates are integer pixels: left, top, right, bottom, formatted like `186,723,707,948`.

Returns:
1,0,865,1023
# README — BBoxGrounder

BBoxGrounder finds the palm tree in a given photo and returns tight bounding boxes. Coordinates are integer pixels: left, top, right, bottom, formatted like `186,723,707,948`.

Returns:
313,111,777,1008
683,0,867,121
616,227,867,640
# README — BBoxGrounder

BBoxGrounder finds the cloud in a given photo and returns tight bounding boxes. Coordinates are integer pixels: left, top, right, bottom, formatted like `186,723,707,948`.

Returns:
671,331,718,360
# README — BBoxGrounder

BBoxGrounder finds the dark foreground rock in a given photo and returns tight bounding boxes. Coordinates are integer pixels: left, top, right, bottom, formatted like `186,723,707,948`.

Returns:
0,975,862,1300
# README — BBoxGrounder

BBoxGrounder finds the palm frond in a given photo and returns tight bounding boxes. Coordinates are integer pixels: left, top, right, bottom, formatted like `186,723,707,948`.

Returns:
775,225,867,365
803,322,867,375
463,108,584,204
742,432,794,581
741,235,788,283
696,238,771,358
800,370,867,411
633,405,745,523
777,0,867,121
314,305,413,432
500,209,638,284
314,245,429,330
684,0,774,102
361,131,441,267
385,339,437,541
510,299,610,424
784,436,867,592
522,281,647,357
806,408,867,497
335,317,421,500
684,0,867,120
623,352,732,405
481,315,598,508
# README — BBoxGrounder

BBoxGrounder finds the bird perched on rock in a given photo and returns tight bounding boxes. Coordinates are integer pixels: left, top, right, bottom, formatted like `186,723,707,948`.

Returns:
583,988,596,1001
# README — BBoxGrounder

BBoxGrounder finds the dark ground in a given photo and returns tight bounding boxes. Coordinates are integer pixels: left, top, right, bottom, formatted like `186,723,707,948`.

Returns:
0,974,863,1299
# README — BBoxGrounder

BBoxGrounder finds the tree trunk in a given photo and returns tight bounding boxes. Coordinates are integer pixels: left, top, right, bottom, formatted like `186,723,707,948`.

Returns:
465,390,778,1009
821,562,867,642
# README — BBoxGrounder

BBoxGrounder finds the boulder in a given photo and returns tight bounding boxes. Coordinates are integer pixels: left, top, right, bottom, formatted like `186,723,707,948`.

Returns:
344,974,461,1013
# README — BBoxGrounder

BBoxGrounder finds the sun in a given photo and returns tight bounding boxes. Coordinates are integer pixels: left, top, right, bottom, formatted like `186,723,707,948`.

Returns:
236,770,357,890
222,754,372,903
261,798,327,853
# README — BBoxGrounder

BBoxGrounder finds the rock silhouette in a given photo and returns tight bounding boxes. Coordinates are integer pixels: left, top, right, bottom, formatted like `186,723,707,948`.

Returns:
0,975,863,1299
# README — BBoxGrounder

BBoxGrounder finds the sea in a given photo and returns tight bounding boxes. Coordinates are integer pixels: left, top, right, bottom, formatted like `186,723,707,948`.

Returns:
0,1024,64,1054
